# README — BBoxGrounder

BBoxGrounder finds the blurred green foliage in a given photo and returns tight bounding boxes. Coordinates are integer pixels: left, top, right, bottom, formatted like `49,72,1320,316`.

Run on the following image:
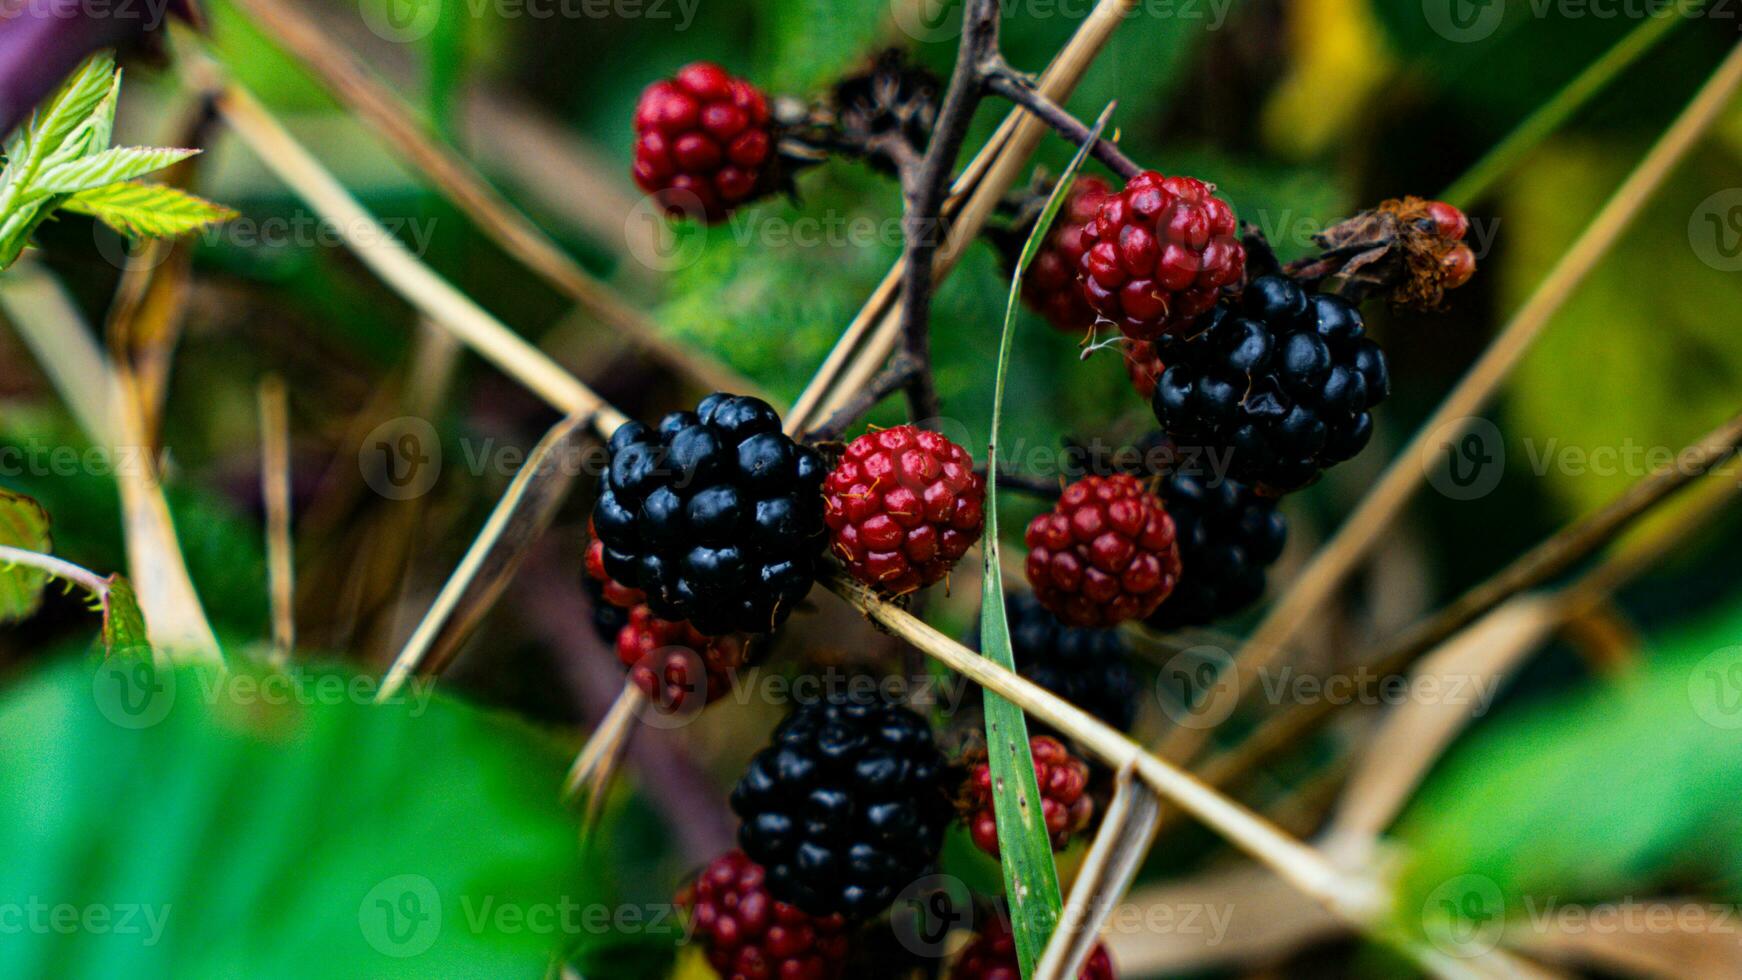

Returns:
0,655,640,979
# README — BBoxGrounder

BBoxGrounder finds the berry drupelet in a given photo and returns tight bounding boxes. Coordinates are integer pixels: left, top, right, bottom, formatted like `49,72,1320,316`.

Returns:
1145,469,1286,629
1021,176,1114,334
680,849,851,980
960,735,1094,857
952,914,1115,979
592,393,827,636
1152,275,1390,494
823,425,985,597
615,605,748,712
730,690,952,920
998,591,1138,732
1078,171,1245,342
1024,474,1181,628
633,62,774,222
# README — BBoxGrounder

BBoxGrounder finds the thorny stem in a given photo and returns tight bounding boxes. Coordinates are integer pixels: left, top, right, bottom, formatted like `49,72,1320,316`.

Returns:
0,545,110,600
983,65,1142,180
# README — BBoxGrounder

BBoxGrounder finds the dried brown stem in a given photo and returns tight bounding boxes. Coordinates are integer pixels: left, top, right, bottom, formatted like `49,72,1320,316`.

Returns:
983,66,1141,179
1190,407,1742,809
214,0,760,398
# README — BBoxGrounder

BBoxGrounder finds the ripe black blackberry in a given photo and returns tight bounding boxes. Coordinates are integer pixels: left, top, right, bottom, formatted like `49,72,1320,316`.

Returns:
978,592,1138,733
1152,276,1390,494
1147,470,1285,629
592,393,827,636
730,690,952,920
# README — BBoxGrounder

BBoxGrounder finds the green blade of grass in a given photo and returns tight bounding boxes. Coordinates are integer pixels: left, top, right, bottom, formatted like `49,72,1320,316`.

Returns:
1440,2,1697,209
980,101,1115,979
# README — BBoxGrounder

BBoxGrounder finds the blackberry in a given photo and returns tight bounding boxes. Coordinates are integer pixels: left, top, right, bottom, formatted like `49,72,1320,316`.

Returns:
592,393,827,636
1146,470,1286,629
584,574,632,646
1077,170,1245,341
730,690,951,920
679,849,851,980
633,63,774,222
823,425,985,597
1024,474,1181,627
1021,175,1114,334
953,914,1115,979
960,735,1093,857
615,605,749,712
975,592,1138,733
830,49,939,174
1152,276,1390,494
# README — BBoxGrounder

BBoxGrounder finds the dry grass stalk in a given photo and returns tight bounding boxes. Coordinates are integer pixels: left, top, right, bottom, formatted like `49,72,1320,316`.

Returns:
1160,37,1742,767
258,375,296,665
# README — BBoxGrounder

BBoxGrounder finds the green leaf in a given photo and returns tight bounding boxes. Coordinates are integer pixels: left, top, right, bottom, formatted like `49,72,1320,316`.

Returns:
1,52,116,178
1391,599,1742,954
32,147,200,197
0,655,614,978
62,182,238,239
0,488,52,624
978,103,1113,978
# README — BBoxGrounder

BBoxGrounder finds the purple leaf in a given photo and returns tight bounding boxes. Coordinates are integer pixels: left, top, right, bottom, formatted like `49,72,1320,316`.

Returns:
0,0,199,137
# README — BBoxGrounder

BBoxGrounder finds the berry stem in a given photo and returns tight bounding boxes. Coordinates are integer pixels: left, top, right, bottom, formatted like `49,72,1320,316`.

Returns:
890,0,1004,428
805,353,921,442
982,65,1142,180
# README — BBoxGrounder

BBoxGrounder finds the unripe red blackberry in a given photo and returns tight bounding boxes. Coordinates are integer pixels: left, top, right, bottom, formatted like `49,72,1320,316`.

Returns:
1024,474,1181,628
1078,170,1245,341
823,425,985,596
632,62,774,222
680,849,851,980
960,735,1093,857
615,605,748,712
1022,176,1114,333
952,914,1115,979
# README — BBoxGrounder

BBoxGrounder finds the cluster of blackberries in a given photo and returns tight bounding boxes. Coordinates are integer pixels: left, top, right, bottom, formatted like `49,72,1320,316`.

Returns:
730,690,953,920
592,393,827,637
1152,275,1390,494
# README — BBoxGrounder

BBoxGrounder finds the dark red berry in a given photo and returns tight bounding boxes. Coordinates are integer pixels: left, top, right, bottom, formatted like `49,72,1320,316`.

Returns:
1022,176,1115,333
952,914,1115,979
632,63,774,222
616,605,747,712
823,425,985,596
680,849,851,980
960,735,1093,857
1440,242,1476,289
1024,474,1181,627
1077,170,1245,342
1125,340,1164,400
1425,200,1470,241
